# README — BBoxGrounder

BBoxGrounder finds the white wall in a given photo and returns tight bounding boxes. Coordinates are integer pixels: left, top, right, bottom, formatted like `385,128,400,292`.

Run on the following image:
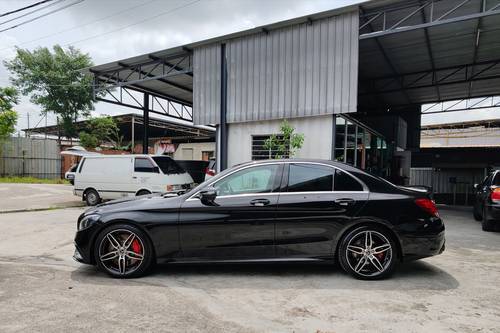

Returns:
227,115,333,167
173,142,216,160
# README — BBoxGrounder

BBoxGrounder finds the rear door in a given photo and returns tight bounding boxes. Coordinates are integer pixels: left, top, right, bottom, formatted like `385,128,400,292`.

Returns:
275,163,369,258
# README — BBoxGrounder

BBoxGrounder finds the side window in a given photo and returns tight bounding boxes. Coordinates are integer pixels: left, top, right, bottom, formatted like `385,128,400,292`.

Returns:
78,158,86,173
288,164,334,192
134,158,157,173
493,172,500,186
334,169,364,191
213,165,280,196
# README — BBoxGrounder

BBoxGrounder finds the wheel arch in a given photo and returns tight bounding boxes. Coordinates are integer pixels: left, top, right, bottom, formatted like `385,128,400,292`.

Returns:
135,188,152,196
333,219,403,263
89,219,157,265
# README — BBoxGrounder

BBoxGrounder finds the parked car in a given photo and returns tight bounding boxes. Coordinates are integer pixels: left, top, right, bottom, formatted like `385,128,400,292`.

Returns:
74,155,194,206
473,170,500,231
204,158,216,181
176,160,210,184
65,164,79,185
73,159,445,280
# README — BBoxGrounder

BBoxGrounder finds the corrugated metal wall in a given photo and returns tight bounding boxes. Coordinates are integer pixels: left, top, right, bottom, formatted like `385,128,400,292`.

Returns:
193,44,221,125
410,167,485,194
192,10,359,125
0,137,61,179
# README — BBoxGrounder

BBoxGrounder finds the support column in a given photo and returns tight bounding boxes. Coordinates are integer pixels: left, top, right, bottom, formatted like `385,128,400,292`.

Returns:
219,43,228,171
142,93,149,154
131,115,135,153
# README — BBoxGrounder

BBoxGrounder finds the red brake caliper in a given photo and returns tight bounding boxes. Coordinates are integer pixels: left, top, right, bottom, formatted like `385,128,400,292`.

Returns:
131,239,142,254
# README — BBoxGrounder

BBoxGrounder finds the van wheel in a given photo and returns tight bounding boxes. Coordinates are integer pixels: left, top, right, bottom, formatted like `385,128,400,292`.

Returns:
136,190,151,196
85,189,101,206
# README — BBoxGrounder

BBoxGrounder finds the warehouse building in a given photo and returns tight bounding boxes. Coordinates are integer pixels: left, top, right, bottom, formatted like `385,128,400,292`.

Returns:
87,0,500,184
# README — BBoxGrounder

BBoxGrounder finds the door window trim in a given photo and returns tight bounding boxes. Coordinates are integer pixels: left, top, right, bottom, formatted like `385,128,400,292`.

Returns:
187,161,368,201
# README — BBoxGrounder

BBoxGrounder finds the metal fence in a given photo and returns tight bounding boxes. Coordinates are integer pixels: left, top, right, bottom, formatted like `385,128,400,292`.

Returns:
410,167,486,205
0,137,61,179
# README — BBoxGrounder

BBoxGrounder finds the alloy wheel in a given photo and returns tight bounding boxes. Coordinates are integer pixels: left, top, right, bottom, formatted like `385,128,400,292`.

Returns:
98,229,145,275
345,230,393,278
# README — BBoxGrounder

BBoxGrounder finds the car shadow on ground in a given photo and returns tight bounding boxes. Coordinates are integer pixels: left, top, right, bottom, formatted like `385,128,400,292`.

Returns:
71,259,459,291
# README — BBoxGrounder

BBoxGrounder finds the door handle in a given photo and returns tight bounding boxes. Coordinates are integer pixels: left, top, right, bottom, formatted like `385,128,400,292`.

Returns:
334,198,355,206
132,176,137,179
250,198,270,207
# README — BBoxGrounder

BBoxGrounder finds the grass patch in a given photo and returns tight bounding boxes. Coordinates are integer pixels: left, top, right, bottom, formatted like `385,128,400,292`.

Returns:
0,176,69,185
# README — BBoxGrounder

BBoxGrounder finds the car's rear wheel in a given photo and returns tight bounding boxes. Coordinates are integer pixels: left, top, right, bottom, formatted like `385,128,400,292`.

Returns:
338,225,398,280
482,207,494,232
94,224,153,278
85,189,101,206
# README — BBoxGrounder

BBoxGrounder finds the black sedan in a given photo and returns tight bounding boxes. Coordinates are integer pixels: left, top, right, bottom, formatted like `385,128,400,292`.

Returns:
74,159,445,280
473,170,500,231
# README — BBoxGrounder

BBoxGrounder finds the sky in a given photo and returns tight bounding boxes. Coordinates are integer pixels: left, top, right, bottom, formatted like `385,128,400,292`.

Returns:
0,0,498,133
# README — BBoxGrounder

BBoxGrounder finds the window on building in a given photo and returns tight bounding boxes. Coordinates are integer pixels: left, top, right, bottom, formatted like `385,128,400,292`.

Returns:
251,135,289,160
288,164,334,192
134,157,157,173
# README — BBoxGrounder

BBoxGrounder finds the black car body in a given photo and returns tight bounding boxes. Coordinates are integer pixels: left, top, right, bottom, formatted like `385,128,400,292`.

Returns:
74,159,445,279
473,170,500,231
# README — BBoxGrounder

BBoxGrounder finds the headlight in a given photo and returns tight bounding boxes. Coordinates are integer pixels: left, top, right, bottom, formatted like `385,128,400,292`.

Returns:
78,214,100,231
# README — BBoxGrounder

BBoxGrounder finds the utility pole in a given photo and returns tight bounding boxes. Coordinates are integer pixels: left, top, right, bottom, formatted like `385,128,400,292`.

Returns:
26,112,30,138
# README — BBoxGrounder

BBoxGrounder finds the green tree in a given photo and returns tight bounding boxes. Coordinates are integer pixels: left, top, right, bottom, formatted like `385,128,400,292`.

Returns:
0,87,19,147
79,115,123,150
4,45,98,139
263,120,304,159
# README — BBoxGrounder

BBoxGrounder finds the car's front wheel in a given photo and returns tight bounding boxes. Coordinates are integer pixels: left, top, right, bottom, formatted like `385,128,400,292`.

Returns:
338,225,398,280
94,224,153,278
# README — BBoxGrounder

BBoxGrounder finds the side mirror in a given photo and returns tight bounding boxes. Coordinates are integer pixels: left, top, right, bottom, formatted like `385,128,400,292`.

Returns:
199,187,218,205
473,183,479,190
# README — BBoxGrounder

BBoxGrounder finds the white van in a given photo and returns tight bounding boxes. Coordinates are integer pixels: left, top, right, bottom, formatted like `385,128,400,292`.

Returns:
74,155,194,206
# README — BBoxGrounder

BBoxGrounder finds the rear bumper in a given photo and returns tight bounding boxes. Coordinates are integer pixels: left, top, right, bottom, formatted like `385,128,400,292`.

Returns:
397,217,445,261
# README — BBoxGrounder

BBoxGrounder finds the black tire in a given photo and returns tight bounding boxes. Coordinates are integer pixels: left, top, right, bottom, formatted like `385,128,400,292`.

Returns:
136,190,151,196
338,225,398,280
85,189,101,206
482,207,494,232
94,223,153,278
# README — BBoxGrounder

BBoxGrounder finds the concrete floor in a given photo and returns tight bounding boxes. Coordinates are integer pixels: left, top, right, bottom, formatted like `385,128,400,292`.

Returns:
0,207,499,332
0,183,82,212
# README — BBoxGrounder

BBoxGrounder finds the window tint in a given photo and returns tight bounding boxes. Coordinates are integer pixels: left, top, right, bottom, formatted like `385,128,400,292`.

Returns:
288,164,334,192
493,172,500,186
134,158,157,173
214,165,280,196
334,169,363,191
152,156,184,174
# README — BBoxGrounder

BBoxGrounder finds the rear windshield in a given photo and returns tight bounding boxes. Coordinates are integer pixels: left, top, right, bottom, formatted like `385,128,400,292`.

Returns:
152,156,185,174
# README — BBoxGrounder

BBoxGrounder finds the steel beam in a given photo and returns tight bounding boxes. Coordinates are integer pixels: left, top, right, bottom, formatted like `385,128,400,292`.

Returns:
142,93,149,154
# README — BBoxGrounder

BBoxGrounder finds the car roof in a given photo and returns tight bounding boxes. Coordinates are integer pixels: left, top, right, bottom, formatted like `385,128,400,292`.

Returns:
234,158,359,171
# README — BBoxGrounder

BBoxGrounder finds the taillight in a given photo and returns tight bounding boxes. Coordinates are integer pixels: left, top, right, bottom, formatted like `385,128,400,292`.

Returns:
415,198,439,217
204,167,215,176
491,187,500,202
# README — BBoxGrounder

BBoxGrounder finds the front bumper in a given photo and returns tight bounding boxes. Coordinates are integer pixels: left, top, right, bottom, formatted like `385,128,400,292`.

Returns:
73,222,101,265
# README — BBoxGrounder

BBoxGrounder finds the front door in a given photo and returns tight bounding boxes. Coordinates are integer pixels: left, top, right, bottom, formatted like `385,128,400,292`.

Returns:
275,163,369,258
179,163,283,260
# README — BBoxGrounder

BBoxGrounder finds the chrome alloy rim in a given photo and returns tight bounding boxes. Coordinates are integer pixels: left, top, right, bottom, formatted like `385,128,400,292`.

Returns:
98,229,145,275
345,230,393,277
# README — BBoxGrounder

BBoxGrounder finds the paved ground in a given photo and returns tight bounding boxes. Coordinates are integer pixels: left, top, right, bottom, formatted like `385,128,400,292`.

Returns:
0,206,499,332
0,183,83,212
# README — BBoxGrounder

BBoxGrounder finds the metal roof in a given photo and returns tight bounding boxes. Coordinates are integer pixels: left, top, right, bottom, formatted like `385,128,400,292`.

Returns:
358,0,500,110
24,113,215,141
87,0,500,119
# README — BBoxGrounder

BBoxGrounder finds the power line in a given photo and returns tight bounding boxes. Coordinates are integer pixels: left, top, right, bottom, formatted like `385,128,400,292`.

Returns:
0,0,66,27
0,0,160,51
0,0,54,18
0,0,84,34
64,0,201,47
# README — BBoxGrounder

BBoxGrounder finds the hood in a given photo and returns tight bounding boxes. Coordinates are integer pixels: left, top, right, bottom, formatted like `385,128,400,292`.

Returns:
84,192,184,216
